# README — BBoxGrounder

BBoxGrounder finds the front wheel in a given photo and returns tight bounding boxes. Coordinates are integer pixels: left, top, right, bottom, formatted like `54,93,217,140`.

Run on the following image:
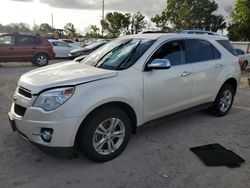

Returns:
210,84,235,116
79,107,131,162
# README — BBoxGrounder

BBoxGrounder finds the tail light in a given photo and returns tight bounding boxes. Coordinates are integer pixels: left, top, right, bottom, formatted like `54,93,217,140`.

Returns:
239,57,243,66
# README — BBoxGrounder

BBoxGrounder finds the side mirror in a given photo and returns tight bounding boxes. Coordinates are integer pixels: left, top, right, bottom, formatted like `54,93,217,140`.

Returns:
147,59,171,70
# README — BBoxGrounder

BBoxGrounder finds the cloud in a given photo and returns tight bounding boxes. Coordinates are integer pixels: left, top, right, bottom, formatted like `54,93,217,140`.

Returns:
11,0,236,16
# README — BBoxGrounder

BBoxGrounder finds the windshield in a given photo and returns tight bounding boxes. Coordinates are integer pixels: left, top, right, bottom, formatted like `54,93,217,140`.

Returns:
81,38,155,70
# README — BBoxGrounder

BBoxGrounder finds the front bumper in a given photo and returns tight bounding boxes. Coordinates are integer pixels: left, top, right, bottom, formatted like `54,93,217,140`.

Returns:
8,102,80,158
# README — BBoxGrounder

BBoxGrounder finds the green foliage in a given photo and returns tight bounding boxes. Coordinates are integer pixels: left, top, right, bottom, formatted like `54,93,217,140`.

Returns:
85,25,102,38
151,0,226,32
131,12,147,34
64,23,77,38
0,23,31,33
101,11,147,38
228,0,250,41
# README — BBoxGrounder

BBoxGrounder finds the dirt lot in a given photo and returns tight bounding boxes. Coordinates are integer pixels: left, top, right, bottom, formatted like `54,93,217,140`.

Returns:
0,61,250,188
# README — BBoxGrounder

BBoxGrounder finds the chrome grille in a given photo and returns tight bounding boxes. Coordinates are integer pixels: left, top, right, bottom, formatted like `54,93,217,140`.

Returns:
18,86,32,98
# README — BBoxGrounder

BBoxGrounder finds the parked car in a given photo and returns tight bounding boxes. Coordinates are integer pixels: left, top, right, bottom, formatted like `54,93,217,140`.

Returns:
74,54,88,62
49,40,78,58
68,40,109,60
235,48,249,70
68,40,107,60
0,33,55,66
60,39,81,47
8,33,241,162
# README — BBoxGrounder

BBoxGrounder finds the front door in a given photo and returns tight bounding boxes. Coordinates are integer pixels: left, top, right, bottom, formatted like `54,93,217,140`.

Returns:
143,40,193,122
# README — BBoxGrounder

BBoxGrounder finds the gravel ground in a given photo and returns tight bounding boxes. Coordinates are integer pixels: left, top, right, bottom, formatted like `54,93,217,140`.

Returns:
0,61,250,188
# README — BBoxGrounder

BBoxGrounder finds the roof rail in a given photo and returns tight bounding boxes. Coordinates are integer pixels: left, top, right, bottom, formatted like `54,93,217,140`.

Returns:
179,30,220,36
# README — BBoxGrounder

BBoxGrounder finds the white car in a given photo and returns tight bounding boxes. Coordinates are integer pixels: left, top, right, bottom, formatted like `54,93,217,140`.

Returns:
8,33,241,162
49,40,79,58
235,48,250,70
60,39,81,47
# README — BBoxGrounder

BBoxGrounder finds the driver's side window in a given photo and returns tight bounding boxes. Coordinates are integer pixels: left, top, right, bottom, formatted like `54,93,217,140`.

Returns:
149,40,187,66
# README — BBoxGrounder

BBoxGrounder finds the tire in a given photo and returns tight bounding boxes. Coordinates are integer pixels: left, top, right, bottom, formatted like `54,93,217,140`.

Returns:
78,107,131,162
242,61,248,70
210,84,235,117
33,53,49,66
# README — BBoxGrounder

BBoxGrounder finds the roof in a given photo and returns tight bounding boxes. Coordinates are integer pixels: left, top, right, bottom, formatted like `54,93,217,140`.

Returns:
120,33,228,41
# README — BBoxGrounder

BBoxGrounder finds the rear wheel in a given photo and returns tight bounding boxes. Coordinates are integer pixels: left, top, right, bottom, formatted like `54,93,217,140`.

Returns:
33,53,49,66
78,107,131,162
210,84,235,116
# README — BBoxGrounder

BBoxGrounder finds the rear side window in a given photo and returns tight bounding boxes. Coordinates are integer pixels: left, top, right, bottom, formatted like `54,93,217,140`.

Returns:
186,39,215,63
235,48,245,55
16,35,34,45
33,36,42,44
216,40,237,56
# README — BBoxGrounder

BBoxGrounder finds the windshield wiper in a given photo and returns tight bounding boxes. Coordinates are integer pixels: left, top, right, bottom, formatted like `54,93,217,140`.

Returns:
94,39,132,68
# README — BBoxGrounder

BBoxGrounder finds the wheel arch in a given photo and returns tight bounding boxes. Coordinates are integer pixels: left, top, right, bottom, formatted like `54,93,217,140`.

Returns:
75,101,138,146
223,77,238,94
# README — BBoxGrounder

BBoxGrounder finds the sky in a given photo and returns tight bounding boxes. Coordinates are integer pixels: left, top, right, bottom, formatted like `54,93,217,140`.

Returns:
0,0,236,33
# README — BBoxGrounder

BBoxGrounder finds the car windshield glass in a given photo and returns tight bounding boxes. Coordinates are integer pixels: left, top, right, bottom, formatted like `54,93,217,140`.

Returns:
81,39,155,70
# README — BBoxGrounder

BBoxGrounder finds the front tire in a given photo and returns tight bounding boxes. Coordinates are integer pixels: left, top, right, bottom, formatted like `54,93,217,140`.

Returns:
79,107,131,162
210,84,235,116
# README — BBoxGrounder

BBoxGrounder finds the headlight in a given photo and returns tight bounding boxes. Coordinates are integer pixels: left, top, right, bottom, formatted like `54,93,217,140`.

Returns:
33,87,75,111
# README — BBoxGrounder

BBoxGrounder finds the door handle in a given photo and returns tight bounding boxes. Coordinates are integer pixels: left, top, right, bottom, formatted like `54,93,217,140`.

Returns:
9,47,14,50
215,64,223,68
32,47,37,49
181,71,192,77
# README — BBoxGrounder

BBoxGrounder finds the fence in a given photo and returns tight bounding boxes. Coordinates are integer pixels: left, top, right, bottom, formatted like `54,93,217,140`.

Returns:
231,42,250,54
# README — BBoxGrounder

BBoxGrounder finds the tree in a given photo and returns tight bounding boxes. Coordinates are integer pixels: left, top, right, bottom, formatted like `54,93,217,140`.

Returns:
64,23,77,38
37,23,53,36
151,0,226,32
101,11,147,38
85,25,102,38
0,23,31,33
131,12,147,34
228,0,250,41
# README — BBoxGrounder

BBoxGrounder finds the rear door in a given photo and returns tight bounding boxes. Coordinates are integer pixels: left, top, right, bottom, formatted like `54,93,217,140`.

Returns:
143,40,193,122
0,34,16,62
15,35,37,61
186,39,223,104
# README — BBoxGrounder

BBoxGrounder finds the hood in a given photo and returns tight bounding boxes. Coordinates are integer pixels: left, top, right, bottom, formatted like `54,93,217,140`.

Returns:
71,47,89,54
19,61,118,94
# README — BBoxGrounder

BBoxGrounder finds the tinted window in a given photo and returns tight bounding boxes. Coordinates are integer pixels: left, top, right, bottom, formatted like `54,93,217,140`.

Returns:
212,46,221,59
186,39,214,63
53,41,69,47
0,35,14,45
217,40,237,56
235,48,245,55
33,36,42,44
16,35,34,45
149,40,186,66
63,40,73,43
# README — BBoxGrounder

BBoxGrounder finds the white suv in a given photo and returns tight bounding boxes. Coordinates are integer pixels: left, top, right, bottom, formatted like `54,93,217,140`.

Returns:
8,33,241,162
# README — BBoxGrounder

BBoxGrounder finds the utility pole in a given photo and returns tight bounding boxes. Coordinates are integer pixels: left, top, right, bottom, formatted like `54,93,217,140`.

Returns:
51,13,54,29
101,0,105,37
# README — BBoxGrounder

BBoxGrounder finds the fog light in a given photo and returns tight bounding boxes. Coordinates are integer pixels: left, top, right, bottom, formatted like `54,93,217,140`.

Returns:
41,128,53,142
